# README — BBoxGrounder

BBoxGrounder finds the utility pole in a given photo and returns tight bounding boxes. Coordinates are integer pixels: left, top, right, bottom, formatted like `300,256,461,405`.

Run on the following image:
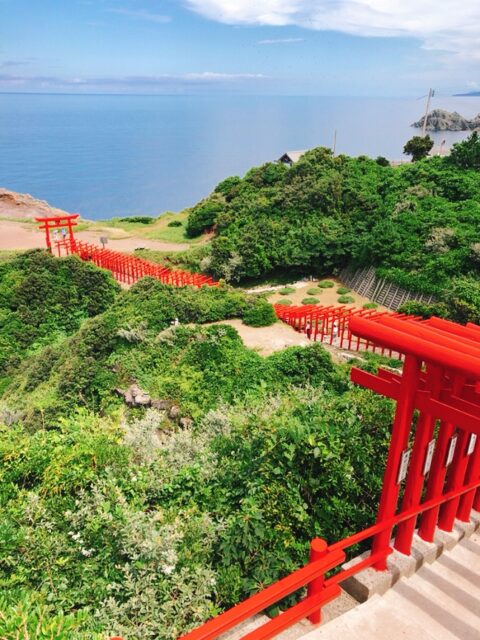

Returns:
421,88,435,137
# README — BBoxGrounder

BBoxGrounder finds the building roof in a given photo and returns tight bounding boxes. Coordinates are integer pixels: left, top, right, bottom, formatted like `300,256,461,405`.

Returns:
278,150,307,164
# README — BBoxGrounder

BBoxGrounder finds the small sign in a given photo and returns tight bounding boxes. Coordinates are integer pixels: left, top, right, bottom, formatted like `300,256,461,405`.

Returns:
467,433,477,456
423,439,436,476
446,434,458,467
397,448,412,484
100,236,108,247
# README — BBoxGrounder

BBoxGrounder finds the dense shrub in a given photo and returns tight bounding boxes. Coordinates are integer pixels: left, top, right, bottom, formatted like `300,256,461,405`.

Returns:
242,298,277,327
279,287,296,295
362,302,379,310
337,287,351,294
276,299,292,305
119,216,154,224
307,287,322,295
318,280,335,288
338,295,355,304
301,297,320,304
0,251,120,376
167,220,183,227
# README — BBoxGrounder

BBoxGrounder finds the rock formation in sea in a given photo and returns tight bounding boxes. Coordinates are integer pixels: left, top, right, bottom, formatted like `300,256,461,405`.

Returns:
412,109,480,132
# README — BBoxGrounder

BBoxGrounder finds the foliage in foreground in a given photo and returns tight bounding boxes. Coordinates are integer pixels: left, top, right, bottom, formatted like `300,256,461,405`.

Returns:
0,384,392,639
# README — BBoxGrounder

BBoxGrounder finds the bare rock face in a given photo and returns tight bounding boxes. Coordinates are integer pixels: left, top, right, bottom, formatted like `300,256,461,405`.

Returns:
0,188,73,220
412,109,480,132
117,384,151,407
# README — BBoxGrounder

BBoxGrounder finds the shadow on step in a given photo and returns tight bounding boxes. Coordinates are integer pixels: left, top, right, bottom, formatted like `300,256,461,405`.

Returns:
437,555,480,589
394,581,479,640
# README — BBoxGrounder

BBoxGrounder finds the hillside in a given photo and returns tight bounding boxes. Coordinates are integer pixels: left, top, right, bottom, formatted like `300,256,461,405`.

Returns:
185,136,480,322
0,251,394,639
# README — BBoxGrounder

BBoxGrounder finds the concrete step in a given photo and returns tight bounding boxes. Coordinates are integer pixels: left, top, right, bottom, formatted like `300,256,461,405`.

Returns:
301,532,480,640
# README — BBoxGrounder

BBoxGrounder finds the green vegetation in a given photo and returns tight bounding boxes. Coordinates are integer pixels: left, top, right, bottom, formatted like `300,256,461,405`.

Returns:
338,295,355,304
362,302,379,310
318,280,335,288
279,286,296,295
167,219,183,227
301,297,320,305
118,216,154,224
337,287,351,294
403,135,434,162
185,139,480,323
307,287,322,295
0,251,119,381
0,250,396,638
276,298,292,305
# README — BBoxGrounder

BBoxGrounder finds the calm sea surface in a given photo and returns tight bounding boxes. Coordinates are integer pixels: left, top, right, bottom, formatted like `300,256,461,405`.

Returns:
1,94,479,220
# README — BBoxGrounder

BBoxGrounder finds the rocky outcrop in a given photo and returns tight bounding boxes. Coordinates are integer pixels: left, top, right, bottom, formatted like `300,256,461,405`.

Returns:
412,109,480,132
0,188,73,220
116,384,151,407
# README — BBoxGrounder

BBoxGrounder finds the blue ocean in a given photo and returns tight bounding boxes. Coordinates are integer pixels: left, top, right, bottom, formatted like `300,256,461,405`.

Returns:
1,93,479,220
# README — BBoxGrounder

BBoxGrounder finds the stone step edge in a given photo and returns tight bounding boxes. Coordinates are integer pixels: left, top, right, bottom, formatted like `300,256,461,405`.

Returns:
340,511,480,603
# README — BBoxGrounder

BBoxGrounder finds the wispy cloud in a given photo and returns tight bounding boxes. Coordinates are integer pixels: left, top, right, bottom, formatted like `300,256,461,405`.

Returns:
0,71,267,92
108,8,171,23
257,37,304,44
0,59,34,69
185,0,480,61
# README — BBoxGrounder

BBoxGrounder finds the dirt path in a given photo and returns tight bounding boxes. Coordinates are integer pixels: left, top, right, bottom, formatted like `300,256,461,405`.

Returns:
211,318,310,355
0,219,189,253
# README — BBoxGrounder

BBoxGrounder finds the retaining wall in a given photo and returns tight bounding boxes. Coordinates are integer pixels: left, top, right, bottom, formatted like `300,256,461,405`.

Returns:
339,266,436,310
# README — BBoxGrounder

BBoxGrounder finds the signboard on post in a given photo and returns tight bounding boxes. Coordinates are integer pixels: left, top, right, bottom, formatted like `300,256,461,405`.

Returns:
423,439,436,476
100,236,108,248
467,433,477,456
397,448,412,484
446,434,458,467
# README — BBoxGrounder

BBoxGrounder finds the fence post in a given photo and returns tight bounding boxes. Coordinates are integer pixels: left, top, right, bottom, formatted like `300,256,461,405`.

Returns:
307,538,328,624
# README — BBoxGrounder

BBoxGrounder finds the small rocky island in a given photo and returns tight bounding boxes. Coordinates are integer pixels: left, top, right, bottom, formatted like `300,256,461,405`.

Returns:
413,109,480,131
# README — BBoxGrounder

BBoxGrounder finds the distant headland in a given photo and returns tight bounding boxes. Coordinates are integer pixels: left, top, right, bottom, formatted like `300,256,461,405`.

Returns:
412,108,480,131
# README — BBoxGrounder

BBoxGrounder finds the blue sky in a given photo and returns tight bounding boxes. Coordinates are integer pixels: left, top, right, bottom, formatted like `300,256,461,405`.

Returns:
1,0,479,95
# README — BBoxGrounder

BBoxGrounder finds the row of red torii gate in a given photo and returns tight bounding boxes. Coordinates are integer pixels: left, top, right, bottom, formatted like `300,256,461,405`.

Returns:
36,216,480,640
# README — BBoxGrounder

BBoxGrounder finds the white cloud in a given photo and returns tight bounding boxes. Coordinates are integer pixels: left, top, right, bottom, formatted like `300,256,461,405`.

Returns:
258,37,304,44
184,0,480,60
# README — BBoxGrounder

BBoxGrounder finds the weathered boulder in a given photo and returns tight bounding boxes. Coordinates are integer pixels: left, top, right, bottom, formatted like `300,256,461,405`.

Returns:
168,405,181,420
116,384,151,407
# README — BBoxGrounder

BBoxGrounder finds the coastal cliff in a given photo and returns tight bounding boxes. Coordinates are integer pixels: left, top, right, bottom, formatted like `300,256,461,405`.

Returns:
0,188,73,220
413,109,480,132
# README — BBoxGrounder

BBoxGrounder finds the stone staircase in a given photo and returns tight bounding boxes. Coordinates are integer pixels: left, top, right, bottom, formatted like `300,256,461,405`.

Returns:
301,530,480,640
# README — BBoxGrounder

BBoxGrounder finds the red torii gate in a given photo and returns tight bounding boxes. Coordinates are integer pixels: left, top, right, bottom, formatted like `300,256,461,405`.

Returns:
35,214,79,255
36,215,219,289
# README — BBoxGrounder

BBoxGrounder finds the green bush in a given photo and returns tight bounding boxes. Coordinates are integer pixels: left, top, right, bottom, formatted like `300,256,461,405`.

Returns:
362,302,379,310
307,287,322,295
318,280,335,288
338,295,355,304
337,287,351,294
167,219,183,227
397,300,448,319
276,298,293,305
119,216,154,224
301,297,320,305
278,286,296,295
243,298,277,327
